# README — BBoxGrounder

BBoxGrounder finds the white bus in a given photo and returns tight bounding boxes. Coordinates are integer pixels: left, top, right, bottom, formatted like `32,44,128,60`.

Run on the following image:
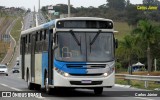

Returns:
20,17,118,95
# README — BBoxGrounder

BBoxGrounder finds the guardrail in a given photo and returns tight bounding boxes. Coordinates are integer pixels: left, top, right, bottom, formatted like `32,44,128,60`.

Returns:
116,74,160,81
115,74,160,88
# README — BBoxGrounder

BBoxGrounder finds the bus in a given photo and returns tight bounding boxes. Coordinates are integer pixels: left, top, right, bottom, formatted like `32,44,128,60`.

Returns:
20,17,118,95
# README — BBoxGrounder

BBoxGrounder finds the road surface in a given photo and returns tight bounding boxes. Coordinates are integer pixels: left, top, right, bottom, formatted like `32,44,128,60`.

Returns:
0,72,159,100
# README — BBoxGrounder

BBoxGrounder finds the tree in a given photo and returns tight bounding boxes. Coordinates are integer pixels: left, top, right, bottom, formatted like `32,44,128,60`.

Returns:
143,0,160,6
126,0,130,7
116,35,143,72
133,20,160,72
126,4,146,26
106,0,126,11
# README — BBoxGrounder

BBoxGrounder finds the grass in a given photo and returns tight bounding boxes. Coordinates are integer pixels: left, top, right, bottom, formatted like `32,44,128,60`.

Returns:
116,71,160,90
116,78,160,90
0,41,10,62
10,17,22,42
114,22,133,40
0,16,14,62
117,71,160,76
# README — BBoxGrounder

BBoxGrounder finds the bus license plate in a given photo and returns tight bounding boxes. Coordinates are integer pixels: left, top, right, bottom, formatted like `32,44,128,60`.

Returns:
81,80,92,84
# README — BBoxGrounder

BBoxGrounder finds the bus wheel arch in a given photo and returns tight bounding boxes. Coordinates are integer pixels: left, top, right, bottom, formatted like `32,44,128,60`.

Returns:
27,68,34,90
44,70,52,94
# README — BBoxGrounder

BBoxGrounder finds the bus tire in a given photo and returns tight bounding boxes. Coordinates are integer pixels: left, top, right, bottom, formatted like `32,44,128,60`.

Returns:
94,87,103,95
35,84,41,90
27,71,34,90
45,73,52,94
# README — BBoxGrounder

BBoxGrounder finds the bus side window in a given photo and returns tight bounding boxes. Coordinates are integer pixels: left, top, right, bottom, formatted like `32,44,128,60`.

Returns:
44,30,46,40
35,32,38,53
20,37,23,55
40,31,42,41
40,31,42,52
43,30,48,51
46,30,49,51
25,35,28,54
28,34,31,53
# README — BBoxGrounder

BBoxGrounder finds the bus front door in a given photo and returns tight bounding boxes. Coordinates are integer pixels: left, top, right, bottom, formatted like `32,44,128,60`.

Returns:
31,34,36,82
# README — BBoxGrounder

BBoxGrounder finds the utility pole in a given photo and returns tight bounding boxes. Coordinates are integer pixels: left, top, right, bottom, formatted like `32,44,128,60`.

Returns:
39,0,40,12
68,0,71,17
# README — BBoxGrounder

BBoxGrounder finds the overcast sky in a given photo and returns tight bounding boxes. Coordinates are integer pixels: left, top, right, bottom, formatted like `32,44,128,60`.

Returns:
0,0,143,11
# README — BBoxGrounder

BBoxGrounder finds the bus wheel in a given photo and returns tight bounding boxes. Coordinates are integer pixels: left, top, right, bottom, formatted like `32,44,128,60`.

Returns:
35,84,41,90
27,72,34,90
94,87,103,95
45,74,52,94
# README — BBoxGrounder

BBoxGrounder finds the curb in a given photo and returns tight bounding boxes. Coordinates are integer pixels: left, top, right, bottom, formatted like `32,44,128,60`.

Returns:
114,84,131,88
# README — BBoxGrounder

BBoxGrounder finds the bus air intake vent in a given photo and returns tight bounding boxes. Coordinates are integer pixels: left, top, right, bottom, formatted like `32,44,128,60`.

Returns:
70,81,102,85
70,73,103,76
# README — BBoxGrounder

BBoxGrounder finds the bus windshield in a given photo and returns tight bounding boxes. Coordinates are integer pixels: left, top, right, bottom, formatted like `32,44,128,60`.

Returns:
55,32,114,62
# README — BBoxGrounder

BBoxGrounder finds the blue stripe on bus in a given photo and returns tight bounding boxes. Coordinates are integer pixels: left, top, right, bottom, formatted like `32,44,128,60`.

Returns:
54,60,87,74
42,52,48,86
43,20,55,28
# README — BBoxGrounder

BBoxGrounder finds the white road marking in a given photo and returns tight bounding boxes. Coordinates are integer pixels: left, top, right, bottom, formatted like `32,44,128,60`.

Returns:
0,83,8,87
134,97,154,100
114,84,131,88
0,83,22,91
10,87,22,91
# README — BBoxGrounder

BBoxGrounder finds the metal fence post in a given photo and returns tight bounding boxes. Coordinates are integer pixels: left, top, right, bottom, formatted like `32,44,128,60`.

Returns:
144,81,148,88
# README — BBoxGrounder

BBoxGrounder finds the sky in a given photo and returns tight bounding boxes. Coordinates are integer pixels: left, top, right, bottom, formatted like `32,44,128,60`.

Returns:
0,0,143,11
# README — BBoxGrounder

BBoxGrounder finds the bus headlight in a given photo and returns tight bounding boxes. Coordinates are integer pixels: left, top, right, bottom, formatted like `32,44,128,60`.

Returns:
103,67,114,77
54,67,70,77
103,73,108,76
64,73,69,77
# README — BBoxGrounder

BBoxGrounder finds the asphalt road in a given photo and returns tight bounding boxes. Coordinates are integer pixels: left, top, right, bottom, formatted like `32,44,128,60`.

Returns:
23,12,35,30
36,12,47,25
0,72,159,100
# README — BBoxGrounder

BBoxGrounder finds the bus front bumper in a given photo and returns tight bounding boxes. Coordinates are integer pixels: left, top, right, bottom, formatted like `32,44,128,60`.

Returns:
51,71,115,88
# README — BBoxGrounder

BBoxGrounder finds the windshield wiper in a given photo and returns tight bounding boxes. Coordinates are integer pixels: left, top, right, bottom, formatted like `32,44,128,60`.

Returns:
70,30,81,46
90,30,101,45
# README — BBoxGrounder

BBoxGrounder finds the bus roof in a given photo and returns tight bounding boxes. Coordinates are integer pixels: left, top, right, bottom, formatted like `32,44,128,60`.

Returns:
21,20,55,35
21,17,113,35
56,17,113,22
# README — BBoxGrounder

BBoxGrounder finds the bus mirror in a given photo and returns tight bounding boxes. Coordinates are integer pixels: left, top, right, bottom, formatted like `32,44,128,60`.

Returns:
115,39,118,48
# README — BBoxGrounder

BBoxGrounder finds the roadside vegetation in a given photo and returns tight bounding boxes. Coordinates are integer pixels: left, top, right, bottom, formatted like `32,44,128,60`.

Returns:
0,6,25,62
11,17,23,42
114,22,132,40
116,79,160,90
0,17,14,62
0,42,10,62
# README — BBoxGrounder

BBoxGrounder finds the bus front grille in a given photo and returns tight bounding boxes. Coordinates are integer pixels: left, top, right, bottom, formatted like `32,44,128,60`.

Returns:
66,64,106,69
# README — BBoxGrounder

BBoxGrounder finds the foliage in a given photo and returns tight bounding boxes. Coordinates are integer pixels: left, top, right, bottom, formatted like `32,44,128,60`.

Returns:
11,17,23,42
41,1,160,25
116,35,143,68
106,0,126,10
132,20,160,72
125,4,146,26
